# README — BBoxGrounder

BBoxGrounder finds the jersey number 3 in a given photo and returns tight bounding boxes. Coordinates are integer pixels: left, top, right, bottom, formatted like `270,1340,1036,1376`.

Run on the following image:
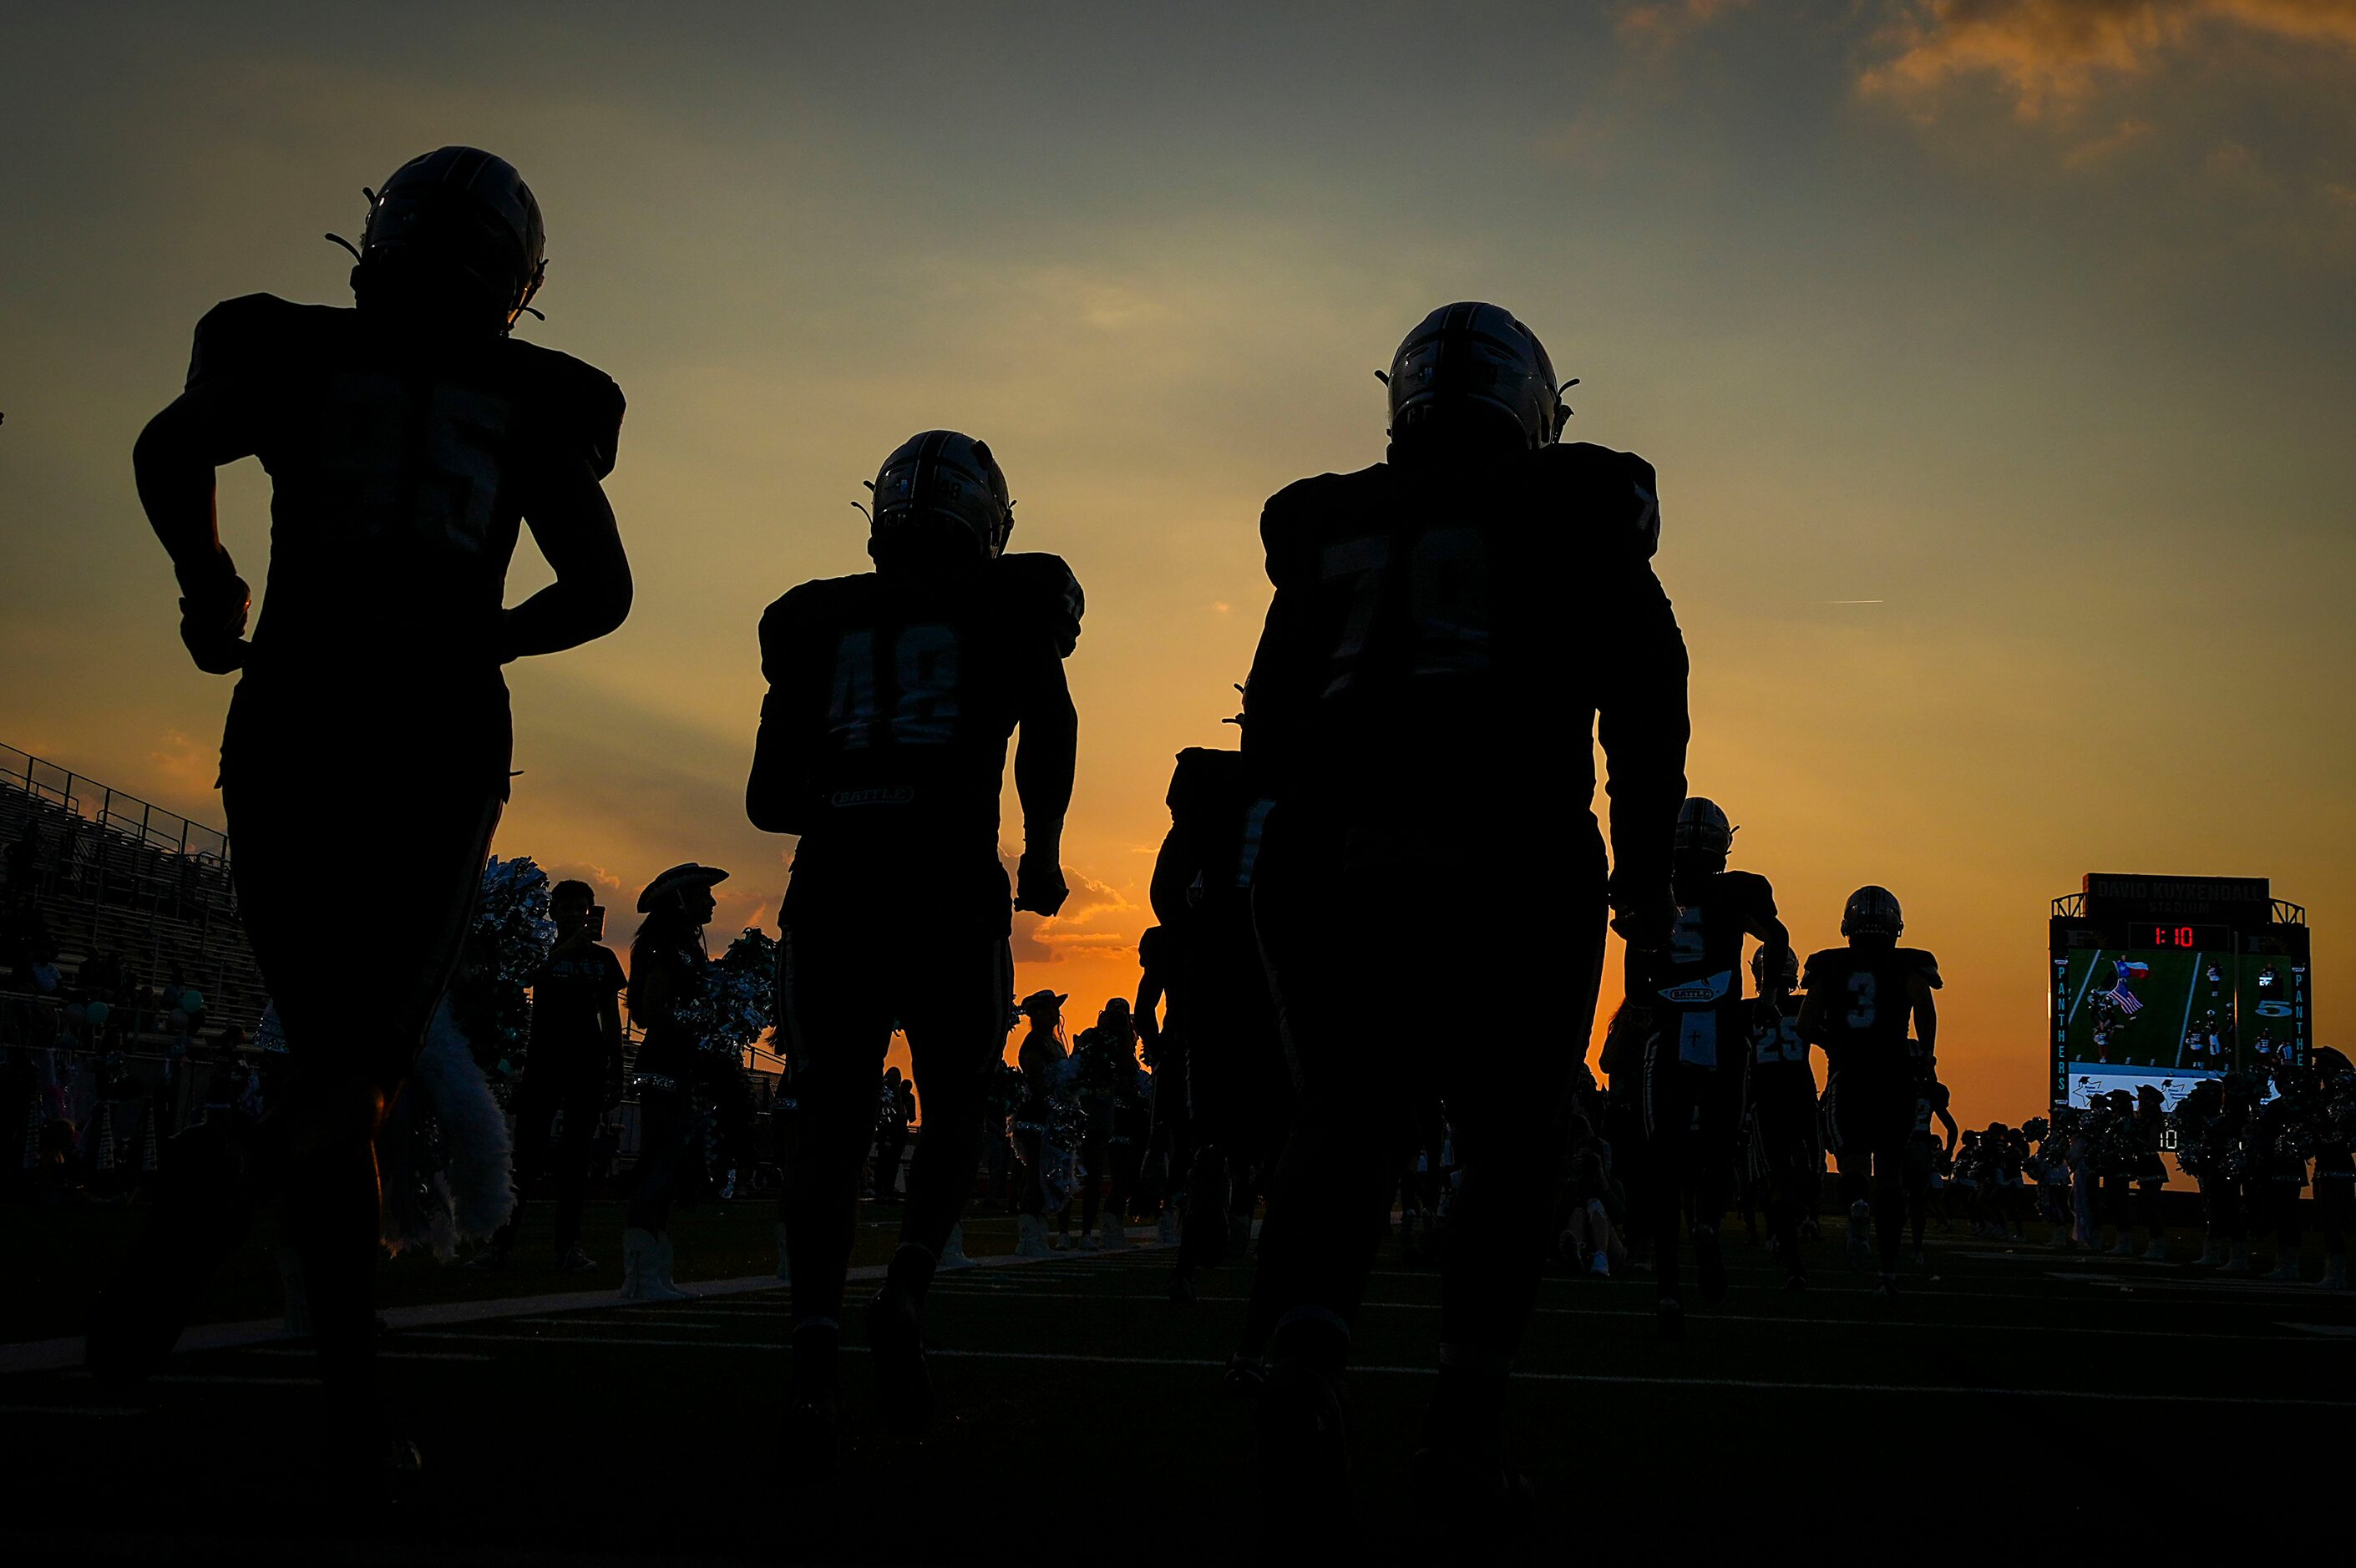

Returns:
1845,973,1877,1029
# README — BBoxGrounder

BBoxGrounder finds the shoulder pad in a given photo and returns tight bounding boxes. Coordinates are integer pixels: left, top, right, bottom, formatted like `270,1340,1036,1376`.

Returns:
504,340,626,481
1897,948,1943,988
1259,467,1383,548
1800,948,1846,991
995,551,1085,657
1167,746,1245,814
1543,443,1661,559
1727,869,1776,910
760,574,865,649
186,294,323,391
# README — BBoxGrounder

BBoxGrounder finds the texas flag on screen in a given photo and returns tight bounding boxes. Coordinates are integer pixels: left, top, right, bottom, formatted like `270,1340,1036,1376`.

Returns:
2103,960,2151,1015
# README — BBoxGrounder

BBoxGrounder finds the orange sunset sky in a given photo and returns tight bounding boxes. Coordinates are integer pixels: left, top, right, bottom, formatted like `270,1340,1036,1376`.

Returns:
4,3,2354,1120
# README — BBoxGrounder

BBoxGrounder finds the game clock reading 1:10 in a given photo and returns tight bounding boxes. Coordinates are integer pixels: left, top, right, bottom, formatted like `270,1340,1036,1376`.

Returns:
2143,925,2229,950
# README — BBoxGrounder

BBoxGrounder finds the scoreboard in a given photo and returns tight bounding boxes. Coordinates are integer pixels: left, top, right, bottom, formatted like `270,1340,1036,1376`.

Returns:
2049,873,2309,1111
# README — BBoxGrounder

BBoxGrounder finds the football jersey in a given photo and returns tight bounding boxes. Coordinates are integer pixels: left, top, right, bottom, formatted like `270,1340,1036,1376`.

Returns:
1645,868,1776,1011
1152,747,1275,928
187,294,624,778
1802,943,1941,1091
1748,995,1815,1086
1240,442,1688,884
1910,1079,1951,1140
754,553,1081,926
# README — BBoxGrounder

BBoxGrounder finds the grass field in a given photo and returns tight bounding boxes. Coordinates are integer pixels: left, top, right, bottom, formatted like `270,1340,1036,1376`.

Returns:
7,1201,2356,1563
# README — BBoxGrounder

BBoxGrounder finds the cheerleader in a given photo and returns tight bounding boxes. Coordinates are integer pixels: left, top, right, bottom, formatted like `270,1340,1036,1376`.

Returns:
618,862,730,1301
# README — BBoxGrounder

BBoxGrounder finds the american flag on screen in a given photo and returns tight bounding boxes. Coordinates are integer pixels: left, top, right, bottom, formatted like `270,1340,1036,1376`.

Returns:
2101,959,2150,1016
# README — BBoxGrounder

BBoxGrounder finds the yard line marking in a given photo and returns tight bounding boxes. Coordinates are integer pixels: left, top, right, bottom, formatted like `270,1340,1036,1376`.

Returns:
397,1335,2356,1408
151,1373,321,1386
244,1348,496,1362
2043,1271,2326,1297
917,1288,2315,1342
0,1404,134,1418
2282,1323,2356,1337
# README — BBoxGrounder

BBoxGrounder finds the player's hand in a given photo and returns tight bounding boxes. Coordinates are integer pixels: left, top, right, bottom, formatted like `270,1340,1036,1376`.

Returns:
1610,883,1678,951
1015,848,1069,917
175,563,250,675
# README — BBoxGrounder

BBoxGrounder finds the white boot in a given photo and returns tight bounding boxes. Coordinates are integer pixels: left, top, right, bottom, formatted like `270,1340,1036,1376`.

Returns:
938,1222,976,1271
1016,1213,1055,1259
2196,1236,2223,1267
2046,1227,2070,1251
775,1221,793,1284
2142,1235,2168,1262
620,1227,692,1302
1081,1219,1103,1252
2317,1255,2349,1292
2221,1242,2253,1276
2266,1252,2303,1283
1099,1212,1123,1252
2109,1231,2135,1257
1158,1206,1180,1246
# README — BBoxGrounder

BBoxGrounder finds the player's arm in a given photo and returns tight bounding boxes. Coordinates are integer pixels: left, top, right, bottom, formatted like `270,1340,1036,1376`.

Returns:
1239,490,1318,792
1133,964,1164,1060
1012,636,1078,916
1740,879,1793,999
1596,557,1689,950
1936,1100,1959,1156
506,472,632,660
747,593,820,835
1908,973,1938,1058
134,356,263,675
1797,965,1836,1054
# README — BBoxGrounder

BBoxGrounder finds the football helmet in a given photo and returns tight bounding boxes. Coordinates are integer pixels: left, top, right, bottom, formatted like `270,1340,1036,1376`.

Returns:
354,146,546,331
1841,885,1904,940
1751,944,1798,994
1382,302,1569,452
867,430,1014,568
1673,797,1734,859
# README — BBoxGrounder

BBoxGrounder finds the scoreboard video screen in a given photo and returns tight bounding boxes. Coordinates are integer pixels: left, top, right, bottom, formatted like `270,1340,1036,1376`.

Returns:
2049,875,2310,1111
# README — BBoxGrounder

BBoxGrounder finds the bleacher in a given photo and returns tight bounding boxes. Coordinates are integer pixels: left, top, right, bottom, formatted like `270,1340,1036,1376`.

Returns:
0,743,266,1060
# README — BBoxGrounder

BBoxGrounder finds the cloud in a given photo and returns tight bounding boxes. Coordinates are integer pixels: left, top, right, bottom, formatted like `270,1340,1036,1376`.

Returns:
2062,116,2155,166
1860,1,2356,119
1616,0,1751,53
1002,852,1135,964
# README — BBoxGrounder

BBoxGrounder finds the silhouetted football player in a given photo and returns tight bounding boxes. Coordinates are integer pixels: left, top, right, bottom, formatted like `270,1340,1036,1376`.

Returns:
1152,744,1287,1307
1745,945,1818,1288
747,430,1080,1469
1240,303,1688,1544
95,149,631,1469
1801,885,1940,1307
1632,795,1788,1335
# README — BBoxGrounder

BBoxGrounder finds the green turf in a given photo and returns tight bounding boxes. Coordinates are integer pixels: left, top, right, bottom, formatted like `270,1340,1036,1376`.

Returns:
5,1216,2353,1562
3,1196,977,1343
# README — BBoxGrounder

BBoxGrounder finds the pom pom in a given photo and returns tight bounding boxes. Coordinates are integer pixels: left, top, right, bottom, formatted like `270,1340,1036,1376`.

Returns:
674,928,779,1060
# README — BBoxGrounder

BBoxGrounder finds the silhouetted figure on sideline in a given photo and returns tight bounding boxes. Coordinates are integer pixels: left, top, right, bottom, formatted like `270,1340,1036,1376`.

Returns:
1239,302,1689,1548
1745,947,1819,1287
1801,885,1940,1308
620,862,733,1299
1152,744,1288,1320
1630,795,1788,1337
474,880,623,1272
748,430,1082,1474
96,147,631,1480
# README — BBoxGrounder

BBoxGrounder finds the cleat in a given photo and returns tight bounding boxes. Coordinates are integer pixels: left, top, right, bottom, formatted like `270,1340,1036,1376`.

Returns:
464,1245,509,1272
782,1389,843,1483
2266,1257,2303,1283
936,1223,975,1272
1873,1274,1901,1312
1588,1251,1611,1278
865,1283,934,1438
2142,1238,2168,1262
1016,1214,1054,1259
2317,1258,2349,1292
555,1244,597,1273
1655,1297,1685,1341
1692,1224,1725,1304
1257,1360,1350,1541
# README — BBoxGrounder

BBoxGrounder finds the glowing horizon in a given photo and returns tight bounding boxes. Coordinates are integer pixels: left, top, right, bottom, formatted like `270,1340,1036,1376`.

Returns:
5,3,2353,1123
